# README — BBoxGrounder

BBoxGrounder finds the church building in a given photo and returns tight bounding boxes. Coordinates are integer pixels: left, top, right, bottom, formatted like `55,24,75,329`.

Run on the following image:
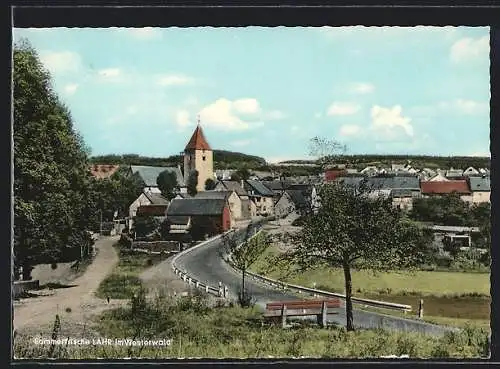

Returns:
183,124,214,192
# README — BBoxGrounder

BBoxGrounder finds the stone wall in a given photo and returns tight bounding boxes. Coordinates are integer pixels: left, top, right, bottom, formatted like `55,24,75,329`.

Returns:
131,241,181,253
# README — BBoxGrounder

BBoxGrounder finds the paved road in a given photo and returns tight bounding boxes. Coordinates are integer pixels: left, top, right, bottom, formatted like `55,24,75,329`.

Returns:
175,230,456,336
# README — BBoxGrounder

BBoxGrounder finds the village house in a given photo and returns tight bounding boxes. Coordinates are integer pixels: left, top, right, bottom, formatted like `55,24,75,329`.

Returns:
428,172,450,182
128,191,169,230
243,179,275,216
89,164,120,179
262,180,293,202
468,176,491,204
274,189,310,219
176,190,242,223
166,198,232,239
445,169,465,180
463,166,480,177
420,180,472,203
127,165,186,194
214,180,252,219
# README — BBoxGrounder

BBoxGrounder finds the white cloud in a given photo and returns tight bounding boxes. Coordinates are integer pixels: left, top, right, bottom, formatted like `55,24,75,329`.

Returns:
230,139,252,147
157,74,194,86
175,110,192,130
198,98,275,130
327,102,360,116
232,98,261,114
349,82,375,95
198,98,250,130
63,83,79,95
370,105,414,139
450,35,489,64
39,51,81,75
339,124,362,137
127,27,162,40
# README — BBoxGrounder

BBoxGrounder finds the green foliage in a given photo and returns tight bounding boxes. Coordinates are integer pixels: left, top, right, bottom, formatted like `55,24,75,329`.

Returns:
410,194,474,226
134,216,161,239
13,40,96,276
205,178,216,190
13,295,490,359
282,182,430,330
156,170,178,200
187,170,199,196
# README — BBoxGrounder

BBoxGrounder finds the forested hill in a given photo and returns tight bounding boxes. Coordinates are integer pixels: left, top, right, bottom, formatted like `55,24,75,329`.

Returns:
281,155,491,170
89,150,267,169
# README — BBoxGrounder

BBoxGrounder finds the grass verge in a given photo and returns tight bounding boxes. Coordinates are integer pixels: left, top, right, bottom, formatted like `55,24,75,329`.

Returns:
95,245,168,300
13,292,490,359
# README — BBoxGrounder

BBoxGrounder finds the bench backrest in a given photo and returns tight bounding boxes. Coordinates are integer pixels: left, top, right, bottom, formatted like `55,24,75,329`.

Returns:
266,299,341,310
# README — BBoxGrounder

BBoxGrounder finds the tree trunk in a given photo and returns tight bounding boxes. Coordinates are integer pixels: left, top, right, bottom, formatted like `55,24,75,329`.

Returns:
342,262,354,331
242,268,246,295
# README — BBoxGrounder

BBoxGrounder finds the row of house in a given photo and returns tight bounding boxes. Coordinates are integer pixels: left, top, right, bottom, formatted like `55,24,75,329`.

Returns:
325,164,490,182
333,175,491,211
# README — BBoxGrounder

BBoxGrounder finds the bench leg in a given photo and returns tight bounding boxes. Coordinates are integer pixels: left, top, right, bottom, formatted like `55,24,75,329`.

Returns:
281,305,287,328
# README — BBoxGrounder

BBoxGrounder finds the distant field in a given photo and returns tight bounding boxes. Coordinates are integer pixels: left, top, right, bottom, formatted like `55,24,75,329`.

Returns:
250,245,490,321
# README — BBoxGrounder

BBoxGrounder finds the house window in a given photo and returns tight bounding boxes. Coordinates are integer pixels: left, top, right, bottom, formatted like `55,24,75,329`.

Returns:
203,156,206,161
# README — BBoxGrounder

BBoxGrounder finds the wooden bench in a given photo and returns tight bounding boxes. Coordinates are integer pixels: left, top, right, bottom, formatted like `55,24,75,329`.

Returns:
263,298,341,328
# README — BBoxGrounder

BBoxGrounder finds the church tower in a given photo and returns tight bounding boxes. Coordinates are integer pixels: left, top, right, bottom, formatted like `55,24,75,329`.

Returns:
183,120,214,192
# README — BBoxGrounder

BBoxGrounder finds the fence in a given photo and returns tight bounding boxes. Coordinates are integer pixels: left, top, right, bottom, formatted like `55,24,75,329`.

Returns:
224,230,412,314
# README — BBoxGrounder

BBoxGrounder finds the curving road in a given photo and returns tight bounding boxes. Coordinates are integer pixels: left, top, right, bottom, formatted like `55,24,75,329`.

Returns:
175,229,456,336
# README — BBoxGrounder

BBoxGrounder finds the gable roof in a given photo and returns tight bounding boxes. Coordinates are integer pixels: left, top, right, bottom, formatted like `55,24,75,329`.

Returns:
336,176,420,190
218,180,248,196
420,180,471,195
285,189,309,208
244,179,275,197
130,165,185,187
325,169,347,182
469,177,491,192
144,191,169,205
167,198,226,216
262,180,292,192
89,164,120,179
193,190,234,201
184,125,211,151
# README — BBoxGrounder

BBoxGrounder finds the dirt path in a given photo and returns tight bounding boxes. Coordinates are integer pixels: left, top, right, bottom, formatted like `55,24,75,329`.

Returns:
13,235,126,337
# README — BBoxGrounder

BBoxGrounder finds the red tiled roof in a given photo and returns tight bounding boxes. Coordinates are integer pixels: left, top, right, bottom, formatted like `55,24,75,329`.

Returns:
89,164,120,179
325,169,347,182
420,180,471,195
185,125,211,151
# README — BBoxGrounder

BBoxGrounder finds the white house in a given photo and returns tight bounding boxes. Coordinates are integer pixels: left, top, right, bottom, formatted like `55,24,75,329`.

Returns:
128,190,169,230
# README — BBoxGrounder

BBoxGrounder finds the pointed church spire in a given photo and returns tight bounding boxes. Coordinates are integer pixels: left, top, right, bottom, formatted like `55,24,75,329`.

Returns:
184,118,211,151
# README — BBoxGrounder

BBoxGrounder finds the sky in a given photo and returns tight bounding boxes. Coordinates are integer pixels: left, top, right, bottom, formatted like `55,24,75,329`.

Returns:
13,26,490,163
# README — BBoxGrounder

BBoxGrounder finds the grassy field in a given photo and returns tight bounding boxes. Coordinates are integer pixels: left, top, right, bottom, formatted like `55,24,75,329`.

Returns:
13,293,490,359
249,245,491,323
95,247,168,300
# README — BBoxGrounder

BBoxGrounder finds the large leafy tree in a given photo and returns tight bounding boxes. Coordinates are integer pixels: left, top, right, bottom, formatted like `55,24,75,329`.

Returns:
281,182,430,331
205,178,216,191
13,40,95,278
156,170,178,200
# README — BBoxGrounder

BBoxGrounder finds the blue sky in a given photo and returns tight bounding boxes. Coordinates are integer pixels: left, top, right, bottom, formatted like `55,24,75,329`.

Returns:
13,27,490,163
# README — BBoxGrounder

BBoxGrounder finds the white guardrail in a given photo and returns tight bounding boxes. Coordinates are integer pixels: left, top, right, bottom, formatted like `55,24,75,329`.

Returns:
224,230,413,314
171,230,235,298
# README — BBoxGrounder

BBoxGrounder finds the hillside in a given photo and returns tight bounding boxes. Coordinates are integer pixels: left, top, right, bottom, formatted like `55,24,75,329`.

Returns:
89,150,267,169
